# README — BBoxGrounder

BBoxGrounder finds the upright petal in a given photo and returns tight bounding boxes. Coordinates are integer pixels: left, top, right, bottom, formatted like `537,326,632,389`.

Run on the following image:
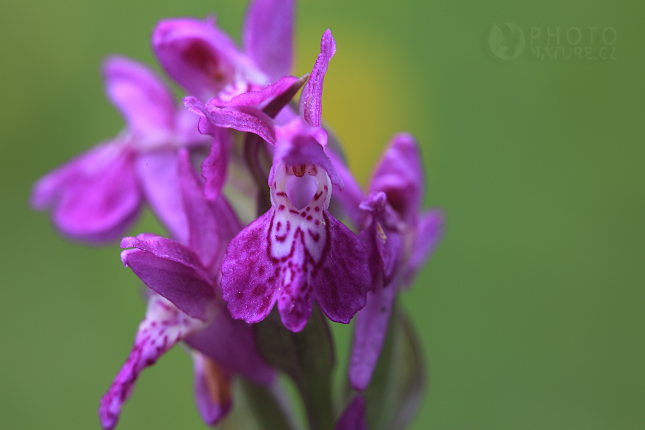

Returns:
299,29,336,127
121,234,216,321
32,142,142,243
370,134,425,223
99,295,206,430
103,56,175,140
192,352,232,426
335,396,369,430
135,150,188,244
243,0,294,81
186,310,276,385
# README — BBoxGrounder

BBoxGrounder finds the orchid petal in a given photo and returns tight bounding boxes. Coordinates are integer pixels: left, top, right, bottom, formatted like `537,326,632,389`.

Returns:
186,309,276,385
299,29,336,127
32,142,142,243
99,295,205,430
370,133,425,223
327,149,365,227
404,209,444,286
335,396,369,430
135,150,188,244
102,56,175,139
185,96,276,145
121,234,216,321
243,0,294,81
192,352,232,426
349,282,397,391
153,18,244,99
313,213,371,324
220,75,297,108
221,209,281,324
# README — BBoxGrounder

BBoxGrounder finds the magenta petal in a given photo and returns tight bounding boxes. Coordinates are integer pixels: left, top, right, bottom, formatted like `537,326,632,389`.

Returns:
313,213,371,324
103,56,175,139
221,209,281,324
32,142,142,243
404,209,444,286
349,283,397,391
121,234,216,321
186,310,275,385
222,75,297,108
335,396,369,430
201,126,231,202
99,296,203,430
243,0,294,81
192,353,232,426
135,150,188,244
371,133,425,223
153,18,246,99
185,96,276,144
299,29,336,127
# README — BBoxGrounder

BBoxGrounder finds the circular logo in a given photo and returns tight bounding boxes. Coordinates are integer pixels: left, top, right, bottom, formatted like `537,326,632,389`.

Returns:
489,22,525,60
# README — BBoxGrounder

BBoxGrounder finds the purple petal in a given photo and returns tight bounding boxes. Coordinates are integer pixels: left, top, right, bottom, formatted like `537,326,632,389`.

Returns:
186,309,276,385
135,150,188,244
335,396,369,430
99,295,205,430
32,142,142,243
153,17,261,99
121,234,216,321
221,209,281,324
243,0,294,81
313,212,371,324
299,29,336,127
103,56,175,139
349,282,397,391
192,352,232,426
185,96,276,144
403,209,444,286
221,75,297,108
370,133,425,223
201,126,231,202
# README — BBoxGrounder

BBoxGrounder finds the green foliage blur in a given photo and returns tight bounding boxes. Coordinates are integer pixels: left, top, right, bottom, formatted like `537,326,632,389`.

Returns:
1,0,643,429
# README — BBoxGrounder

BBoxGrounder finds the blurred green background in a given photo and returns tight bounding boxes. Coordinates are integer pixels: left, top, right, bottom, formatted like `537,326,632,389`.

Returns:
1,0,643,429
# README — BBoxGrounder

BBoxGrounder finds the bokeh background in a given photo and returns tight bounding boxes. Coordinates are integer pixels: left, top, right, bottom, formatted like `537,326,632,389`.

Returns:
1,0,643,429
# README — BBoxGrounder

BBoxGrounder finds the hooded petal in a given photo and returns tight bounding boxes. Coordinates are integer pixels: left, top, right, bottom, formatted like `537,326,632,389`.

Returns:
103,56,175,139
192,352,232,426
299,29,336,127
32,142,142,243
186,309,275,385
335,396,369,430
403,209,444,286
243,0,294,81
121,234,216,321
135,150,188,244
370,133,425,223
153,17,264,99
99,295,206,430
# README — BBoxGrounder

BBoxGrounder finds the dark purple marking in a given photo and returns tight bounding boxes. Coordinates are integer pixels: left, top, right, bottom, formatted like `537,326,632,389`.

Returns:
306,215,312,221
276,192,287,197
314,206,320,212
278,204,285,211
313,190,323,201
289,209,299,215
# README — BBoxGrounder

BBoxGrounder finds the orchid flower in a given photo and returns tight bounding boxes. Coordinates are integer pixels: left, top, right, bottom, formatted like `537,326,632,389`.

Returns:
99,150,274,429
335,134,444,391
187,30,371,332
31,56,209,244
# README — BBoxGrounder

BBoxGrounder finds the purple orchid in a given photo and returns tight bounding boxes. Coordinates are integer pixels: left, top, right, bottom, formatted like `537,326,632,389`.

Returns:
187,30,371,332
31,56,209,244
99,150,274,429
336,134,444,391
